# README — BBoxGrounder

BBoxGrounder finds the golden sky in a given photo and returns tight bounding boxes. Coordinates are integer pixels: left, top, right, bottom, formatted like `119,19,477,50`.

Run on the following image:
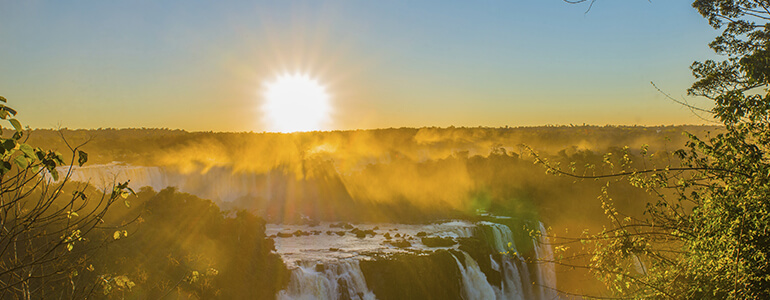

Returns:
0,1,718,132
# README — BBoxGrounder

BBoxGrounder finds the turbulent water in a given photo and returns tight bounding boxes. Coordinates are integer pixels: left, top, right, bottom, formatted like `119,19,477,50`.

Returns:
57,164,560,299
267,221,558,300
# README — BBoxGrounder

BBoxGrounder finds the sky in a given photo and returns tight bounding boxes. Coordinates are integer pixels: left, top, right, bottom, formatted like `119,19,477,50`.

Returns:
0,1,720,132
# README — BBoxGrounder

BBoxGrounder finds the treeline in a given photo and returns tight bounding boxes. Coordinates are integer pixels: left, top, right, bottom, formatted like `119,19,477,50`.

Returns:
25,126,720,167
34,185,288,299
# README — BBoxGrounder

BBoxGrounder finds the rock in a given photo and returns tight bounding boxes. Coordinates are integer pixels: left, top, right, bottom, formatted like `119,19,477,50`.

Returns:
387,238,411,248
416,231,427,237
351,227,375,238
277,232,293,238
359,250,463,300
384,232,392,239
336,231,346,236
421,236,457,247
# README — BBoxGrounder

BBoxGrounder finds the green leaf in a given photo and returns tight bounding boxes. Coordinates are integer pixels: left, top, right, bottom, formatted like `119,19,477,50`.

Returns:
2,106,16,116
113,231,121,240
66,243,73,252
50,169,59,181
35,149,45,160
54,152,65,164
19,144,34,158
2,139,15,152
0,96,6,103
77,150,88,167
13,156,28,169
8,119,21,132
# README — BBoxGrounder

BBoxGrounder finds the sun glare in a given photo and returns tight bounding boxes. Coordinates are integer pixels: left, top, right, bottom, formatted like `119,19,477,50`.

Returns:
262,73,331,133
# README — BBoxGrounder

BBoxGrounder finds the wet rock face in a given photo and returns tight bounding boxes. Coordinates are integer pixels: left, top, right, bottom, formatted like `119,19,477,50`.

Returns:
360,250,464,300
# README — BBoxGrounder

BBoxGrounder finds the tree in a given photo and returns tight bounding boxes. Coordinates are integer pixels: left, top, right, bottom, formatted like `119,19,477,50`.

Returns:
0,97,133,299
539,0,770,298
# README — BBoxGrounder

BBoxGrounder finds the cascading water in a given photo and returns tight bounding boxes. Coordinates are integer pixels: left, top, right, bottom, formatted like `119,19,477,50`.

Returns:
60,164,561,299
533,222,558,300
451,251,497,300
269,221,559,300
477,221,517,253
470,221,558,300
499,257,526,300
277,260,376,300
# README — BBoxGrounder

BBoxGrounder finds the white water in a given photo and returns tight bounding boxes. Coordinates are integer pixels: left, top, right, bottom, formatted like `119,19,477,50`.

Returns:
270,221,559,300
478,221,517,254
452,251,497,300
58,164,560,299
474,221,558,300
266,221,475,266
533,222,558,300
499,257,526,300
277,260,376,300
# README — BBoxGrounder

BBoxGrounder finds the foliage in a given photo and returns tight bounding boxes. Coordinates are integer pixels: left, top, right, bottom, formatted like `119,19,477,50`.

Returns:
0,98,133,298
546,0,770,298
81,187,289,299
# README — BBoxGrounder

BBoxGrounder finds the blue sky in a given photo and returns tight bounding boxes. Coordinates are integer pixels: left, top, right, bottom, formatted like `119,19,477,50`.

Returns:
0,1,720,131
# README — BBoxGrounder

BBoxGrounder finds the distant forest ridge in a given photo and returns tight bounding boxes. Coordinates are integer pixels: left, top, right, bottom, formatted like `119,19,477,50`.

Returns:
25,125,723,167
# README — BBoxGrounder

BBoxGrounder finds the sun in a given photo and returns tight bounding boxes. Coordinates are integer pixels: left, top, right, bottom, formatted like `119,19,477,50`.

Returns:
261,73,331,133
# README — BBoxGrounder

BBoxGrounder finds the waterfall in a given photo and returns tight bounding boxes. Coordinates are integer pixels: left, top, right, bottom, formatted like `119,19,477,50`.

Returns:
451,251,496,300
499,258,526,300
477,221,517,254
533,222,558,300
472,221,559,300
278,260,376,300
